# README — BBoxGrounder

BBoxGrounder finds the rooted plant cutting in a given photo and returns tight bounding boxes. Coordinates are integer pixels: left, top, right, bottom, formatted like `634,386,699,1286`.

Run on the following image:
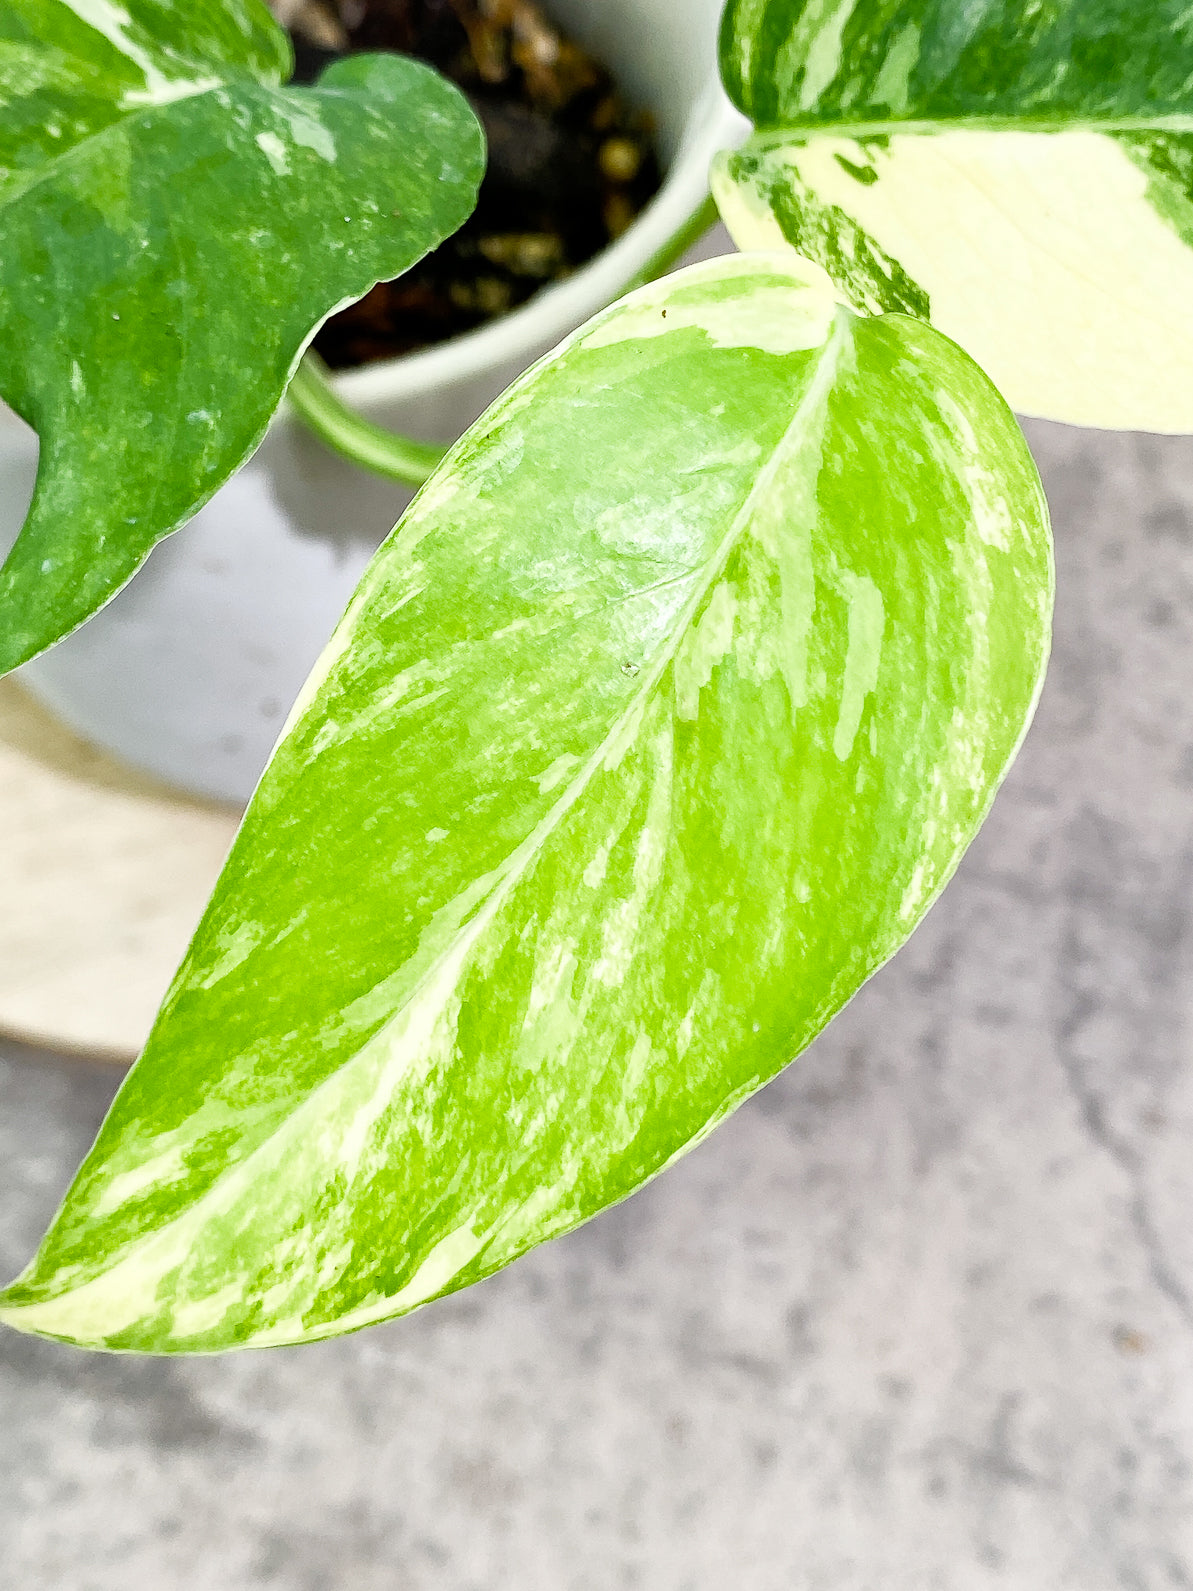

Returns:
0,0,1188,1352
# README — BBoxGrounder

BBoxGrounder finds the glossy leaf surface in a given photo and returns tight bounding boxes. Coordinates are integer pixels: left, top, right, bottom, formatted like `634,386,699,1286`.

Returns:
0,1,484,673
715,0,1193,430
0,255,1052,1352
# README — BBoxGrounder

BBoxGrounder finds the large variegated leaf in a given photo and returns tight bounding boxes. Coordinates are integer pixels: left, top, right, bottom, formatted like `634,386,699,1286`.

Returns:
714,0,1193,430
0,1,483,674
0,255,1052,1353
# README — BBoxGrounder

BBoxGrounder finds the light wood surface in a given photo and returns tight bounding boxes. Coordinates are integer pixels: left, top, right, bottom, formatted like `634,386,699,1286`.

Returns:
0,680,241,1062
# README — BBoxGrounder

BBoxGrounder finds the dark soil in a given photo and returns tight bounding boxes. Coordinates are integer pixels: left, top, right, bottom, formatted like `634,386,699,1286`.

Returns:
281,0,662,367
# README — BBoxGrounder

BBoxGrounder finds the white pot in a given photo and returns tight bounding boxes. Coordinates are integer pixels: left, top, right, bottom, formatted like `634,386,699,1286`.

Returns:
6,0,745,807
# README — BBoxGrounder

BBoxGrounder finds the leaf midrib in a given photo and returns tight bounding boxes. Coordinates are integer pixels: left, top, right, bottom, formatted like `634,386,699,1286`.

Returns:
748,113,1193,144
11,307,854,1314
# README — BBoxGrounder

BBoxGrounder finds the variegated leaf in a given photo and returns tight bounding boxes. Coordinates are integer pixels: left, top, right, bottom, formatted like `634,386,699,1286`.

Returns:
0,254,1052,1353
715,0,1193,430
0,1,483,673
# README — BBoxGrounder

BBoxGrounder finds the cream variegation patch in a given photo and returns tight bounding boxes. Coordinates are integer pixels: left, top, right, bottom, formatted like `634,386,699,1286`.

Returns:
722,130,1193,431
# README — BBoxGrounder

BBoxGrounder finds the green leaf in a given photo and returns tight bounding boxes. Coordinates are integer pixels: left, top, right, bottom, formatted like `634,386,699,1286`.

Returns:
714,0,1193,430
0,254,1052,1353
0,1,484,674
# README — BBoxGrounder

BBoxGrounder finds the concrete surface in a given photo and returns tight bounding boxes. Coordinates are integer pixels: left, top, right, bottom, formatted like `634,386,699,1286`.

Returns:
2,418,1193,1589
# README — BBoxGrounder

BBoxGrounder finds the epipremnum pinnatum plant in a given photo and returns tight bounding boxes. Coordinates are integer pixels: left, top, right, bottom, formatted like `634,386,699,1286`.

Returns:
0,253,1051,1351
2,0,1185,1352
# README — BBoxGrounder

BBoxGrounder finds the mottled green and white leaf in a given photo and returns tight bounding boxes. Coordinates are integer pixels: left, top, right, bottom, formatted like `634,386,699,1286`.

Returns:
0,254,1052,1353
715,0,1193,430
0,0,483,673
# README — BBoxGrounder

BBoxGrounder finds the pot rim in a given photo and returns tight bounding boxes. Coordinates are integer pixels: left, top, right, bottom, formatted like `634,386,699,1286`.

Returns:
329,83,748,412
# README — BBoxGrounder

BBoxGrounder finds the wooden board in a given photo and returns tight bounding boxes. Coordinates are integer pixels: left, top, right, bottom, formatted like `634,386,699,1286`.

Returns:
0,680,242,1062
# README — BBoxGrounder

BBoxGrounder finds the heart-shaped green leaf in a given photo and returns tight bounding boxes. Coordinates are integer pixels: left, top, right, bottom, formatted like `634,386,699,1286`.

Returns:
0,254,1052,1353
715,0,1193,430
0,1,484,674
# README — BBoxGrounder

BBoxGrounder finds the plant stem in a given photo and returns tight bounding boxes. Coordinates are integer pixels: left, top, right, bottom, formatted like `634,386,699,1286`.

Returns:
287,192,721,483
620,192,722,296
286,354,448,487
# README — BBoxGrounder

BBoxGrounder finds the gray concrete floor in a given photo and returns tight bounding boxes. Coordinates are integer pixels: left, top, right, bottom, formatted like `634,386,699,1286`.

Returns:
3,418,1193,1588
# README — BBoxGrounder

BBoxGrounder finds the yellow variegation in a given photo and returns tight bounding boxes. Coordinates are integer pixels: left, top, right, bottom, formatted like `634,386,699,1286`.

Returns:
715,0,1193,430
0,256,1052,1352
